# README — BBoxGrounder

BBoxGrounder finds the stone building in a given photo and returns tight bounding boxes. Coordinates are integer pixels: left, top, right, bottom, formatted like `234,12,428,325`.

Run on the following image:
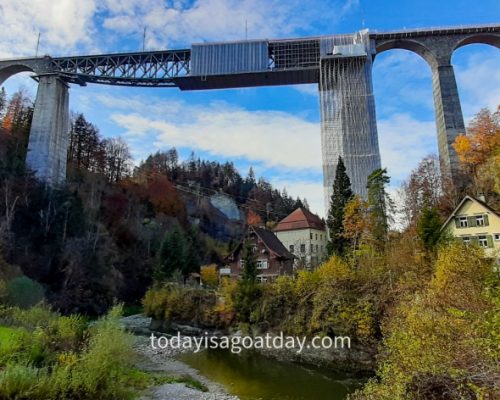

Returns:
274,208,328,269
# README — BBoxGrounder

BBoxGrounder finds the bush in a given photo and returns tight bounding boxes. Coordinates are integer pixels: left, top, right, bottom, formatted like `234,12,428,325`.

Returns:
5,276,45,309
143,284,221,328
0,305,142,400
350,242,498,399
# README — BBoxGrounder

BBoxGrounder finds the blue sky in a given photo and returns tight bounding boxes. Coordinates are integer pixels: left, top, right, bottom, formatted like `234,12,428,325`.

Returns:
1,0,499,216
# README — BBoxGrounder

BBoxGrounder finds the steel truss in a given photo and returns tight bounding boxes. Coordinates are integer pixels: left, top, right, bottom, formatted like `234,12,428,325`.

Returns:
52,50,191,87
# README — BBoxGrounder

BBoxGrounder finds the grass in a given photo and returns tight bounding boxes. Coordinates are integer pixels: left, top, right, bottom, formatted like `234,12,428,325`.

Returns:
0,326,23,351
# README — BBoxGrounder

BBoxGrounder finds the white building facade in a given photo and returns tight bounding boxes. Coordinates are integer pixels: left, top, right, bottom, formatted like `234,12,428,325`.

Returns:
274,208,328,269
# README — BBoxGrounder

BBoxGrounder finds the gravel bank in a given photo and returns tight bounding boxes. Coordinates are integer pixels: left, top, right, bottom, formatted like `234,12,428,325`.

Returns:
121,315,239,400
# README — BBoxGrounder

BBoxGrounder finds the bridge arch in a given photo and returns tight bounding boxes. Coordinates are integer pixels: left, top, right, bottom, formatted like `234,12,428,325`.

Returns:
374,39,438,69
0,64,36,86
453,34,500,53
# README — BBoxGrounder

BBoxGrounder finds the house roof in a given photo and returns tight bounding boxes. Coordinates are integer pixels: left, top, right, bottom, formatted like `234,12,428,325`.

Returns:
274,207,325,232
251,226,295,259
226,225,295,261
440,195,500,231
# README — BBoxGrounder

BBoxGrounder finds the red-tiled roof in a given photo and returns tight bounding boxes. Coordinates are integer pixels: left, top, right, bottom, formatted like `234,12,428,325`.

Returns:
274,207,325,232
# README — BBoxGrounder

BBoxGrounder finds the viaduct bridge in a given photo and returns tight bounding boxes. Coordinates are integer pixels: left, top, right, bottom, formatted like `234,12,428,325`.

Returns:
0,24,499,211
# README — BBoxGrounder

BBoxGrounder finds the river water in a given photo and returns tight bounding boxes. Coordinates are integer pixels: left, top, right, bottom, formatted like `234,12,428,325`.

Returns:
179,349,364,400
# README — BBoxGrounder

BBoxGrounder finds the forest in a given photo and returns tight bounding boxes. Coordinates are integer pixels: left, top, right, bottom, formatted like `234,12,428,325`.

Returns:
0,87,305,315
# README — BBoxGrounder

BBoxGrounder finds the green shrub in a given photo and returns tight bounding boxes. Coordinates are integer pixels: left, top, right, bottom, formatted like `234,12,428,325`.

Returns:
6,276,45,309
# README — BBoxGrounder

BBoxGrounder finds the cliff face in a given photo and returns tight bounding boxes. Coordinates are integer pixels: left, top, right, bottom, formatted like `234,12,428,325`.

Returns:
182,192,245,242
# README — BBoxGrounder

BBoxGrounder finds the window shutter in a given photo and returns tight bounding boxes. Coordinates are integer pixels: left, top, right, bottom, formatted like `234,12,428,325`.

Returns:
454,218,460,228
484,214,489,226
467,216,476,227
487,235,494,248
471,236,479,245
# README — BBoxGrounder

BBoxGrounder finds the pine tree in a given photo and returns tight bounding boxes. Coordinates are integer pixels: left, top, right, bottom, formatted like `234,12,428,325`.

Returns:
366,168,394,249
326,157,353,256
157,226,187,280
241,239,257,283
416,205,442,252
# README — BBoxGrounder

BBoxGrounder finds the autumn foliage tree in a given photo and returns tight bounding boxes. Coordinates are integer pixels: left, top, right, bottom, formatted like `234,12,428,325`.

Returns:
342,195,370,251
453,106,500,206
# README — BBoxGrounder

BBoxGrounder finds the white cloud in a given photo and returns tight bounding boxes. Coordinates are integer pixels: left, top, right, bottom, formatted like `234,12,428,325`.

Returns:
377,113,436,185
103,94,322,170
0,0,97,57
99,0,359,49
455,49,500,120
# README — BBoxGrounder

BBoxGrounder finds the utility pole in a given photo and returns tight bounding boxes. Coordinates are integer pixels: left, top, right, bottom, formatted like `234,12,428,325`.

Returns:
142,27,147,51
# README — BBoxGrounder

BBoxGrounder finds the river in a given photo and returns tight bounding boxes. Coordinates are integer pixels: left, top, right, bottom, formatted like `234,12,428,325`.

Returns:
178,349,364,400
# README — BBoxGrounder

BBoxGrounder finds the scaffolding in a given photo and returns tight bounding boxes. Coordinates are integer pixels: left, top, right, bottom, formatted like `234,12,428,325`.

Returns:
319,30,381,213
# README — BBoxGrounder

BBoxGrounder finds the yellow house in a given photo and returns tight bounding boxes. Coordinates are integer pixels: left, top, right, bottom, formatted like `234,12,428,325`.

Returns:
441,195,500,258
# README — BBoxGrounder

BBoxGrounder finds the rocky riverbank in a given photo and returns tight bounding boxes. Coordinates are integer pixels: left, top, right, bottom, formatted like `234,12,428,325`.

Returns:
120,315,239,400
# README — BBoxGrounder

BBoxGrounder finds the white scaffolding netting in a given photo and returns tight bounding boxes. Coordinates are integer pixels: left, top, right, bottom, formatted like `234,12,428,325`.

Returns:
319,30,381,214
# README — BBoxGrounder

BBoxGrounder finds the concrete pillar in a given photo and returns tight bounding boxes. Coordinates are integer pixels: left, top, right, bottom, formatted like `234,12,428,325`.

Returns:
319,51,381,214
26,75,69,184
431,63,465,182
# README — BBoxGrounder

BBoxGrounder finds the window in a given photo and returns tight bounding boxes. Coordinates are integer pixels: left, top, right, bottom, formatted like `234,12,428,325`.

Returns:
300,244,306,253
239,260,245,268
257,276,268,283
462,236,470,245
256,260,268,269
310,232,313,240
475,215,484,226
458,216,468,228
478,235,488,248
289,245,294,253
316,244,319,252
310,244,314,253
495,234,500,242
315,234,318,240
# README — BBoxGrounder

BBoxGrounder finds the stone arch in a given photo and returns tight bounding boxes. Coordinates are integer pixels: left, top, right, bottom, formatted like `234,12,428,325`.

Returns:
374,39,438,69
453,34,500,52
0,64,36,86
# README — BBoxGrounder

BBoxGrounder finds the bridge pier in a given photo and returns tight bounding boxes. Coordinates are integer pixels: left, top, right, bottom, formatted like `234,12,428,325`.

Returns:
26,75,69,184
319,34,381,211
431,63,465,182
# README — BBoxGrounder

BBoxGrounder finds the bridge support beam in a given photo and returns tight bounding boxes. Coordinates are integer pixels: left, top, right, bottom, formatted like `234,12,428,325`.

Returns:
26,75,69,184
431,63,465,183
319,55,381,212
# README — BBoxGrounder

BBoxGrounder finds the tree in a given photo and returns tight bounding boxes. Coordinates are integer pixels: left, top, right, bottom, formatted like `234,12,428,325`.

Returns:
452,105,500,207
240,239,257,284
157,226,188,280
342,195,369,251
400,155,442,228
366,168,394,250
200,264,219,288
246,209,262,226
103,137,132,183
326,157,353,256
416,205,442,252
0,87,6,121
68,113,106,174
